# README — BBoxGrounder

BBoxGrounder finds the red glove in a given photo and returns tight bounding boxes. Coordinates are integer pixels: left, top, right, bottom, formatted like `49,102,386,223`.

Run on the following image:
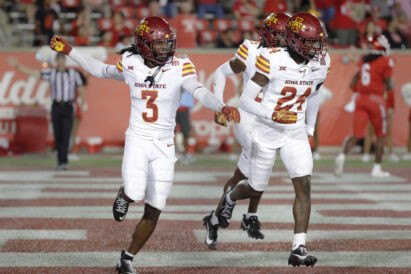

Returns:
272,109,297,124
50,35,73,55
214,112,228,127
221,106,241,124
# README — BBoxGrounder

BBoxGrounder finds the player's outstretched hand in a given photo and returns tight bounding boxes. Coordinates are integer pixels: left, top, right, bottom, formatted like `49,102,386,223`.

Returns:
221,106,241,124
215,112,228,127
50,35,72,55
272,109,297,124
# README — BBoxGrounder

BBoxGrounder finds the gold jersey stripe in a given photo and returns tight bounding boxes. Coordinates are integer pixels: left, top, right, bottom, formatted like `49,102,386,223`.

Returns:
256,59,270,70
257,56,270,67
116,60,123,72
256,62,270,73
182,71,196,77
237,50,247,60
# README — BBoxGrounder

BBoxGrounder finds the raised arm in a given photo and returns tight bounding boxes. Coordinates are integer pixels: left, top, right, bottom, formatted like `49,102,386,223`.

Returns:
213,58,246,100
49,35,124,81
8,58,41,78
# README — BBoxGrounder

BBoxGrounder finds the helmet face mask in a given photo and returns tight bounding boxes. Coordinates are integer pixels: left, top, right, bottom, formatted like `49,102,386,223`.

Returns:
135,17,176,65
259,13,290,48
285,13,327,61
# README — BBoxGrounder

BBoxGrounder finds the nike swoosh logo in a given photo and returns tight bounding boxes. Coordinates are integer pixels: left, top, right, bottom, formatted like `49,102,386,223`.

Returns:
118,215,125,221
162,68,171,72
311,68,320,72
293,254,308,259
167,144,174,147
205,225,214,245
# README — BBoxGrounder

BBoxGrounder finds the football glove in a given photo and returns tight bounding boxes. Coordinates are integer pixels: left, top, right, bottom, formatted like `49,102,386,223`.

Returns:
214,112,228,126
272,109,297,124
50,35,72,55
221,106,241,124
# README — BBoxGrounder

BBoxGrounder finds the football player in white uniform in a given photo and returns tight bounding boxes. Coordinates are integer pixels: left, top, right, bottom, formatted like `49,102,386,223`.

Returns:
49,17,239,274
216,13,331,267
203,12,290,250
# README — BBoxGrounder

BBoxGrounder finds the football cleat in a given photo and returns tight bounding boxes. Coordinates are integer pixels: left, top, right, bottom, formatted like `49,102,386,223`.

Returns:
288,245,317,267
113,189,129,222
371,165,390,177
217,187,236,228
203,211,219,250
116,250,137,274
241,215,264,240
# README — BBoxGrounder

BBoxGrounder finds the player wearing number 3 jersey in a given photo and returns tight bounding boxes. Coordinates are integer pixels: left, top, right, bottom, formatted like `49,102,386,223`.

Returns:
217,13,330,267
49,16,239,274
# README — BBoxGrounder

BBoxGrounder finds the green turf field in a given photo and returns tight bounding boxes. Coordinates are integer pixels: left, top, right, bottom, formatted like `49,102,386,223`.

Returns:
0,152,410,168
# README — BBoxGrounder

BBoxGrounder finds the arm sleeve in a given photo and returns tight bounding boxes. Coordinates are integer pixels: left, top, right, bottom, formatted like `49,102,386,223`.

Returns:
212,60,235,101
305,90,321,135
239,79,272,119
182,77,225,112
68,48,124,81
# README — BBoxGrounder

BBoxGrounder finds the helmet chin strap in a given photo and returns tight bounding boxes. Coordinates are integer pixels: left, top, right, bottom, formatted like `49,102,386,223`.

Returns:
144,65,163,88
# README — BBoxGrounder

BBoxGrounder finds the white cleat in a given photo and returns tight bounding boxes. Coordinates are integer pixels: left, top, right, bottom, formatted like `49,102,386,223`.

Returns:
388,153,400,163
313,152,321,160
361,154,370,163
371,166,390,177
334,154,345,177
403,153,411,161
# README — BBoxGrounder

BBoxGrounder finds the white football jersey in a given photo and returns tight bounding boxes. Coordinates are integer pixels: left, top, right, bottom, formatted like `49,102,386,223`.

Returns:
254,48,331,129
235,39,261,88
118,53,197,139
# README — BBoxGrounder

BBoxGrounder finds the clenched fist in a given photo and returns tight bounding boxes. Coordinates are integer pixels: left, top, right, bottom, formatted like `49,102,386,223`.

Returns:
272,109,297,124
215,106,241,126
214,112,228,126
50,35,73,55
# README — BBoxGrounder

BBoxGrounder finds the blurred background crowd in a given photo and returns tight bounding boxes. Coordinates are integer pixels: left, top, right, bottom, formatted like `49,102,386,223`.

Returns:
0,0,410,50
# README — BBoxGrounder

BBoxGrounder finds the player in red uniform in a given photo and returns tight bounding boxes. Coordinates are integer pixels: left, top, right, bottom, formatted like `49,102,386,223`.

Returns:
335,34,394,177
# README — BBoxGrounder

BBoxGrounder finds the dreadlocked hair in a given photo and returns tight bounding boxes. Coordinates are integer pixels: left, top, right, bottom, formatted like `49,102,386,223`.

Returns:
116,44,139,56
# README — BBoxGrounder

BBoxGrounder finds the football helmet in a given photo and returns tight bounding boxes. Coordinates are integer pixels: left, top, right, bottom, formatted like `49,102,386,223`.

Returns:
135,16,176,65
259,12,290,47
285,12,327,61
367,34,390,56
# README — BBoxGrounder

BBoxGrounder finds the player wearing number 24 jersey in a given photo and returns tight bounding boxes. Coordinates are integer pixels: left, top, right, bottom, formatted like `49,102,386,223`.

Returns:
49,16,239,274
218,12,330,267
203,12,291,251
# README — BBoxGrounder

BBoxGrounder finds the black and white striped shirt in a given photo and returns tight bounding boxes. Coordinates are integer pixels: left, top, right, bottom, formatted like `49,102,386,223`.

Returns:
41,68,84,102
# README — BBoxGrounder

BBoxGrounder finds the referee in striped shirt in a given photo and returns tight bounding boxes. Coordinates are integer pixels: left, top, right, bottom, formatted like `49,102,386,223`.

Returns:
8,54,85,170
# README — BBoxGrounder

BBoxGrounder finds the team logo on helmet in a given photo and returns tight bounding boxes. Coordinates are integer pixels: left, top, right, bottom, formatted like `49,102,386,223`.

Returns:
288,17,305,33
136,20,150,36
265,14,278,26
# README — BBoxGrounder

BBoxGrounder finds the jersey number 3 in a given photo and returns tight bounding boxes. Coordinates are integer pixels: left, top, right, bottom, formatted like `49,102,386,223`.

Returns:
274,87,312,111
142,90,158,123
